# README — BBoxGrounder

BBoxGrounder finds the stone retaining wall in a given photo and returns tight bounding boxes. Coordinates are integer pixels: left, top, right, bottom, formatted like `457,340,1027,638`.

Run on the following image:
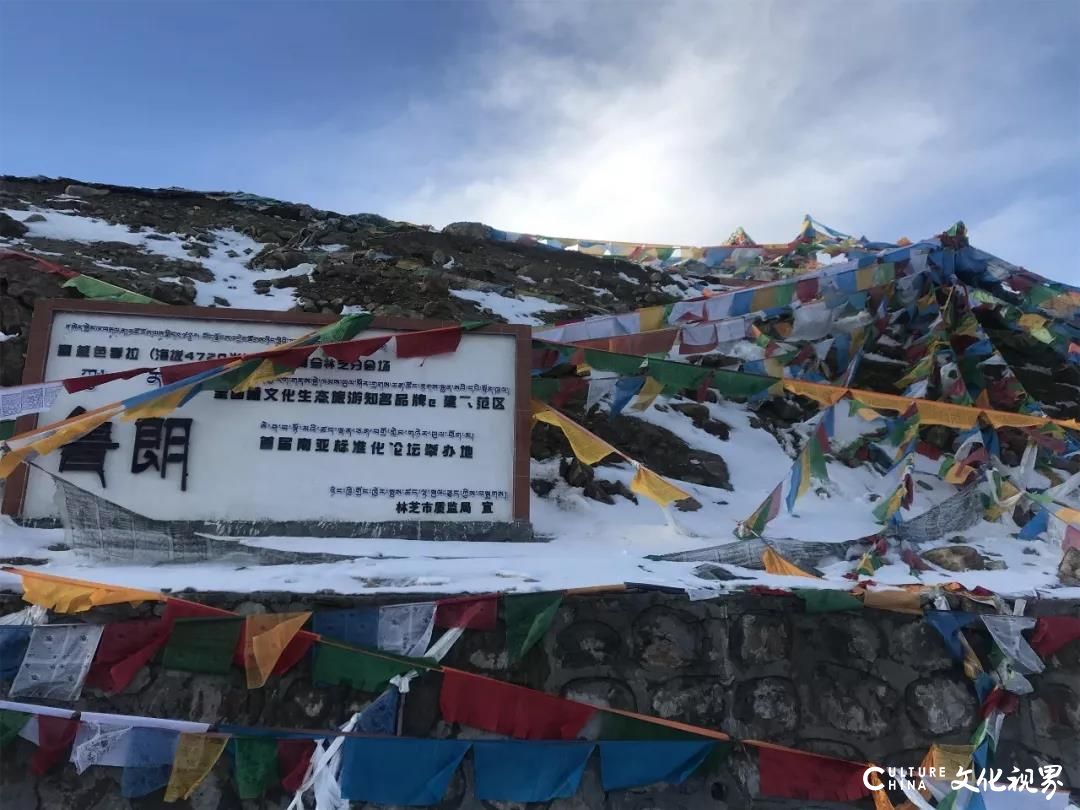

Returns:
0,589,1077,809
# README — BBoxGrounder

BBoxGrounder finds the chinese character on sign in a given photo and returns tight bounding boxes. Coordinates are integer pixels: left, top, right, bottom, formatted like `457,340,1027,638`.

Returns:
58,407,119,487
131,417,194,491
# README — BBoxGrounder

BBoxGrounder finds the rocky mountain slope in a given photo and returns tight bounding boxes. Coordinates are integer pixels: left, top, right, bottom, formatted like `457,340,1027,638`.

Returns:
2,174,1079,594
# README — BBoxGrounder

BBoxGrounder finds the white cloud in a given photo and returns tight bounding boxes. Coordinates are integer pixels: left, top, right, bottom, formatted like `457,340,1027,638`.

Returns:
253,1,1079,271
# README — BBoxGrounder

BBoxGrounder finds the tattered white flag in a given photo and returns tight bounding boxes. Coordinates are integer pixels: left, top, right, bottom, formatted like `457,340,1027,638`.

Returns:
981,615,1045,675
376,603,435,658
9,624,104,701
71,723,134,773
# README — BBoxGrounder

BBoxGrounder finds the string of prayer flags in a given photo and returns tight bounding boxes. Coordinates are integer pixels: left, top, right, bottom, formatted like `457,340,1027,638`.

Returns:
598,740,717,790
439,668,596,740
163,733,229,802
161,617,244,675
505,592,563,661
242,612,311,688
5,567,165,614
735,483,782,538
473,740,593,802
1028,616,1080,659
340,737,472,805
761,547,818,578
434,594,499,631
9,624,104,701
312,642,431,692
756,746,870,803
795,589,863,613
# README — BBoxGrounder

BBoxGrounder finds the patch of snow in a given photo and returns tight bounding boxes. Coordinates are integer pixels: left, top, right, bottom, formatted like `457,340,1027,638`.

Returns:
450,288,567,326
863,352,906,365
617,272,640,286
318,243,347,252
0,331,13,343
4,207,306,311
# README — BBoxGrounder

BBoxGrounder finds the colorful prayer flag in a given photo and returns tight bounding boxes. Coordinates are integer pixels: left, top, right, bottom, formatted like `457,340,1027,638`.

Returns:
161,617,244,675
736,484,782,538
9,624,104,701
242,612,311,688
164,733,229,801
505,592,563,661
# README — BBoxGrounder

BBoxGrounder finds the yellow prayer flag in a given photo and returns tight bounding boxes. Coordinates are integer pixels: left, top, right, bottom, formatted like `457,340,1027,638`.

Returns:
982,410,1045,429
761,547,818,578
849,390,911,414
914,401,979,429
234,357,292,393
531,402,615,466
782,380,848,406
244,612,311,688
628,377,665,412
629,465,690,507
867,768,896,810
9,568,164,613
1055,507,1080,526
638,305,667,332
922,743,972,781
862,589,923,615
30,407,123,456
164,733,229,802
1018,313,1047,332
121,386,196,421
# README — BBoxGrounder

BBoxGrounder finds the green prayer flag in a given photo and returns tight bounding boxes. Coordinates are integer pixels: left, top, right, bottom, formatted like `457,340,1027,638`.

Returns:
233,737,279,799
531,378,561,402
584,350,644,376
0,420,14,441
504,592,563,661
645,359,709,393
62,274,158,304
710,369,777,398
162,617,244,674
793,589,863,613
312,313,373,344
460,320,490,331
312,643,428,691
807,430,830,482
0,710,29,747
201,359,263,392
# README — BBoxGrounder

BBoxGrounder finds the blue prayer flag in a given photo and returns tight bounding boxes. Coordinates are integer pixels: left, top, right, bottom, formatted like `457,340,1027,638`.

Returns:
609,377,645,418
340,738,470,806
357,688,399,735
473,741,593,802
925,611,978,661
120,728,179,798
599,741,714,790
1018,508,1049,540
311,608,379,648
0,626,31,680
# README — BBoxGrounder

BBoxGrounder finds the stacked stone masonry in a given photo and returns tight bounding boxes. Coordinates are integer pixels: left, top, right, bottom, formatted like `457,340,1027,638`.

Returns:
0,590,1076,809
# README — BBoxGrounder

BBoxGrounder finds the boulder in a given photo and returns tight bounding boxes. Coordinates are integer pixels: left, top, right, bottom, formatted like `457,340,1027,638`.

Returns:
0,212,28,238
64,183,110,197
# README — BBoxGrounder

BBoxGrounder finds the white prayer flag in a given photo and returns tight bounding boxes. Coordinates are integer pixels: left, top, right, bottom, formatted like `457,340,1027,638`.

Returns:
981,615,1045,675
376,603,435,658
0,382,64,421
71,723,134,773
9,624,104,702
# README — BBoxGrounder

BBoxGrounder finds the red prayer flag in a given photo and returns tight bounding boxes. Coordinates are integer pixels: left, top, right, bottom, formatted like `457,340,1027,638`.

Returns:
795,277,819,303
749,586,794,597
84,618,171,694
1064,526,1080,554
980,688,1019,718
31,716,80,775
271,631,318,676
439,668,596,740
320,336,391,363
395,326,462,359
63,367,153,393
1029,616,1080,659
434,595,499,630
757,746,869,803
277,739,316,792
551,378,588,408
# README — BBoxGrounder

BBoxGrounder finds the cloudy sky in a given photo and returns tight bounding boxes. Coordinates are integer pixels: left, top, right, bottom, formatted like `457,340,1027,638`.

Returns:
1,1,1077,274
